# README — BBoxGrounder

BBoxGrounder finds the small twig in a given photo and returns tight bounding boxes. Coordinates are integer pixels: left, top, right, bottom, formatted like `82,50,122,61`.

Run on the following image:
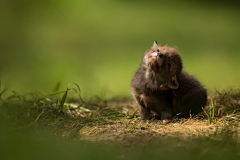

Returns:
202,107,210,125
34,108,46,123
172,113,183,120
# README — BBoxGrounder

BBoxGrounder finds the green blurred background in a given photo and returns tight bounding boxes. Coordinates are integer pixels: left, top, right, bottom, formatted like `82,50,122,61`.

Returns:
1,0,240,99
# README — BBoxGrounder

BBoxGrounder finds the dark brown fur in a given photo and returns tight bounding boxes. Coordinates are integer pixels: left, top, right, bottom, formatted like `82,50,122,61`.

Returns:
131,41,207,123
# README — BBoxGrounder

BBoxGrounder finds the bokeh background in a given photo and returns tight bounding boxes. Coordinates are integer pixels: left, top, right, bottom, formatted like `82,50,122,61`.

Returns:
1,0,240,99
1,1,240,159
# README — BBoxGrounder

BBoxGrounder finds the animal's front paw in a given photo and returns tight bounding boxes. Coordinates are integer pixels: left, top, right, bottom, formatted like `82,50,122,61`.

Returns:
140,113,151,121
162,119,171,124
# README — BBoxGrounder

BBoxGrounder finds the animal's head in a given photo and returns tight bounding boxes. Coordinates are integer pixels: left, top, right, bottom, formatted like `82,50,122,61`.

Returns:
142,41,182,89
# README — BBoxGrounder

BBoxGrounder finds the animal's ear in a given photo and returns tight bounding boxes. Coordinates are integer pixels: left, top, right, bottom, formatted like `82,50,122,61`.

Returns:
151,41,158,48
167,75,179,89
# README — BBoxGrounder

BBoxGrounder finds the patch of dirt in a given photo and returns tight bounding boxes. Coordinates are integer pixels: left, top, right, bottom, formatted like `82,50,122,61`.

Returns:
75,89,240,145
78,115,240,146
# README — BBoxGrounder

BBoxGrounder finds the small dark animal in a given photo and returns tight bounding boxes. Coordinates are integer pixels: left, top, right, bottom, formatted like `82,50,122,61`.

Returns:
131,41,207,124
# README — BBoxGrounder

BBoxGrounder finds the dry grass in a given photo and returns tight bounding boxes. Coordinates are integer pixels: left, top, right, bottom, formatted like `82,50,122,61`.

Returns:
2,89,240,146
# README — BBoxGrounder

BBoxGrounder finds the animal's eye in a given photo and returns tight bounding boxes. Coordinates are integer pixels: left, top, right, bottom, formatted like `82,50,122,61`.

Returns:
168,63,171,68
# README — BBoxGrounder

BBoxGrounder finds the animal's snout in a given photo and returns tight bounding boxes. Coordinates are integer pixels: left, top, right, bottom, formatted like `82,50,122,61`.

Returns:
157,49,162,58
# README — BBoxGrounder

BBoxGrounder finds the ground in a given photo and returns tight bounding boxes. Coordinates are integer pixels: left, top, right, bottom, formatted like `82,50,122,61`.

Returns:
2,89,240,147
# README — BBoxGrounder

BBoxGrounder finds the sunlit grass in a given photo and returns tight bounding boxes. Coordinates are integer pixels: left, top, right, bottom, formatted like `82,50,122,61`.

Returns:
1,81,240,159
2,82,240,141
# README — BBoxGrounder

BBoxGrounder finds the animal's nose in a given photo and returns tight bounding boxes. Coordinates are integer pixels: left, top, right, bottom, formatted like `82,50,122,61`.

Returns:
157,50,162,58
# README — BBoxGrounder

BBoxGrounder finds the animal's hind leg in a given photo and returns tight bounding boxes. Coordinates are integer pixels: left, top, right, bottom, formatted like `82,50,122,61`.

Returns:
181,88,207,116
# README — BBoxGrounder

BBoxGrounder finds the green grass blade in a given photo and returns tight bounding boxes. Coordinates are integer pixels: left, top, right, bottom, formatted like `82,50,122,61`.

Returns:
0,88,8,102
53,82,61,92
209,105,212,122
211,97,214,122
34,82,84,110
35,90,67,104
67,82,84,106
44,90,67,97
0,81,8,102
59,89,68,111
0,88,8,96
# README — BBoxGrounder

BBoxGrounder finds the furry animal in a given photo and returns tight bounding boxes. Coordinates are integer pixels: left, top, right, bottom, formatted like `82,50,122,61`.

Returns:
131,41,207,124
